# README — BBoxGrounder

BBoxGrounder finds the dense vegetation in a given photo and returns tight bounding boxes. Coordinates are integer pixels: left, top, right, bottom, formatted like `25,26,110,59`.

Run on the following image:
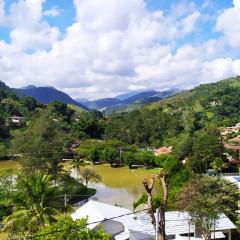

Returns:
0,77,240,239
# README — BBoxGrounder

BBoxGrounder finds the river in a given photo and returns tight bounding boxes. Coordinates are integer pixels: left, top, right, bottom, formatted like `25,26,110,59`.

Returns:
0,160,160,209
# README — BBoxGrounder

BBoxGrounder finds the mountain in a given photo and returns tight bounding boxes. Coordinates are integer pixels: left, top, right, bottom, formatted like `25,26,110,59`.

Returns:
14,86,88,111
122,90,159,104
85,98,122,111
85,89,180,112
115,90,145,101
105,76,240,147
76,98,90,104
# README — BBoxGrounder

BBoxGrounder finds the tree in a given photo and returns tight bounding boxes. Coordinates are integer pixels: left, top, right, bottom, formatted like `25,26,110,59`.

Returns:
210,157,227,175
177,176,239,240
11,109,67,179
190,129,224,173
103,146,118,165
81,167,102,188
0,169,16,204
122,151,134,168
88,148,100,164
3,171,59,238
135,150,155,167
0,143,7,159
35,217,110,240
71,154,85,180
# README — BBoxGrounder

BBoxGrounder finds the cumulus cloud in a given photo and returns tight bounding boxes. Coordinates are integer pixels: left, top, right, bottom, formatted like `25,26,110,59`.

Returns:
0,0,239,99
0,0,60,50
44,6,60,17
216,0,240,48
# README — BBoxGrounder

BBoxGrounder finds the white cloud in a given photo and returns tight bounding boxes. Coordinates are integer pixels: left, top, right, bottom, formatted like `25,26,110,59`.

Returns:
216,0,240,48
0,0,239,99
44,7,60,17
0,0,60,50
181,11,200,35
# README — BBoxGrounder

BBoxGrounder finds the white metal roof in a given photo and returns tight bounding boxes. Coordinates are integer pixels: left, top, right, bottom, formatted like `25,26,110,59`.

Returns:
71,201,236,240
136,211,236,236
224,176,240,189
71,200,145,239
175,231,226,240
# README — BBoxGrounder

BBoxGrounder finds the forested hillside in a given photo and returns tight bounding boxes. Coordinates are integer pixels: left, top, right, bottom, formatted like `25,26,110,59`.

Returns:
105,77,240,144
0,81,42,141
104,77,240,172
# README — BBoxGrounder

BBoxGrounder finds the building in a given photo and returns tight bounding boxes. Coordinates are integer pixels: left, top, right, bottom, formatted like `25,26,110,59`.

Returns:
9,116,23,125
71,200,236,240
154,146,172,156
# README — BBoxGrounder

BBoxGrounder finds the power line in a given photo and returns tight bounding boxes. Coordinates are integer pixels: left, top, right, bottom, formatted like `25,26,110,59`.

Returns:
8,180,239,240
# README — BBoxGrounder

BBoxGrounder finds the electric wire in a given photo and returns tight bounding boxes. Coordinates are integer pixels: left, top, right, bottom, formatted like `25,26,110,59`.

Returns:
8,180,239,240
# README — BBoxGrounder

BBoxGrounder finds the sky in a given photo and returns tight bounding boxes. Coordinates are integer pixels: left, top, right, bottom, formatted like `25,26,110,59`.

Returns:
0,0,240,100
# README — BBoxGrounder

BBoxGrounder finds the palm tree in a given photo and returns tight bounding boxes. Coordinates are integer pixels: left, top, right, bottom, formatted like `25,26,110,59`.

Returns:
81,167,102,188
3,171,59,237
210,157,227,175
71,154,85,180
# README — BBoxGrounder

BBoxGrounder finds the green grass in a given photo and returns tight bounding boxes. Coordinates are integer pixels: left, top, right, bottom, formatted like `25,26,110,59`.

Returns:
67,104,86,113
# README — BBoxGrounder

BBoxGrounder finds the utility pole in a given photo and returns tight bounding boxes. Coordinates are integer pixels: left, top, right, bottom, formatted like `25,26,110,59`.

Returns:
188,220,191,240
119,147,123,165
156,208,160,240
213,220,215,240
64,194,67,218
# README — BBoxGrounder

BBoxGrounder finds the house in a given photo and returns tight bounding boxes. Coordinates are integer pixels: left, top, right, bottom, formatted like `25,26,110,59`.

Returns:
136,211,235,240
9,116,23,125
71,200,236,240
224,176,240,189
224,176,240,208
229,136,240,144
71,200,146,240
154,146,172,156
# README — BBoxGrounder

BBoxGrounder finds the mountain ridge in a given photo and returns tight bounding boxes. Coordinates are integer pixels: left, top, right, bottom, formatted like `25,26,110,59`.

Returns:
13,86,89,111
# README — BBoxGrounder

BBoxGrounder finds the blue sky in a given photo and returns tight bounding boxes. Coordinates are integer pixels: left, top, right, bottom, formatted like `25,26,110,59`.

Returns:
0,0,239,99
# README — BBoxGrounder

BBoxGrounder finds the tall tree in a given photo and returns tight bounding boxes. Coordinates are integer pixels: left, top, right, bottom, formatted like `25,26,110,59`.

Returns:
177,175,239,240
11,109,67,179
81,167,102,188
3,171,59,238
71,153,85,180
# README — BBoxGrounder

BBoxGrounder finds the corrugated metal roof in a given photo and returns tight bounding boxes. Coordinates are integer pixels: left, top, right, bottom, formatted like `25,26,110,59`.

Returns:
224,176,240,189
136,211,236,236
71,201,236,240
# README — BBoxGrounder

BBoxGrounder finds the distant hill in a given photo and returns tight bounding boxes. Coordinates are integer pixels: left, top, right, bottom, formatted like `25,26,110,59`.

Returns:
85,89,180,112
105,76,240,148
122,90,159,104
115,90,145,101
85,98,122,111
14,86,88,111
76,98,90,104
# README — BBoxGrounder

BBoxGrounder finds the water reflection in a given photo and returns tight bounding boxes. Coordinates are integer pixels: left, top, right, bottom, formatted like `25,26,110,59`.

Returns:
74,164,160,209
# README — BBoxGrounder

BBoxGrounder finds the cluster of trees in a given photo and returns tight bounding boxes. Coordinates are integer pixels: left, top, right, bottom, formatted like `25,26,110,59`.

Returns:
0,170,108,239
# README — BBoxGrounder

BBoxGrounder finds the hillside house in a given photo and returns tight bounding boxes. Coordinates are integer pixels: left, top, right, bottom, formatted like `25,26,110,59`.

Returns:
229,136,240,144
154,146,172,156
9,116,23,125
71,200,236,240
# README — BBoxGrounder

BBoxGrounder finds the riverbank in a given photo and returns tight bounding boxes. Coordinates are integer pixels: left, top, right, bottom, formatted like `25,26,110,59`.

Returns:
0,159,161,209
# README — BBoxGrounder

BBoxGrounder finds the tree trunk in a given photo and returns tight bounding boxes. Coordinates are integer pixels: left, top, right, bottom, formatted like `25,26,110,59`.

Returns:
143,176,156,226
159,173,168,240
